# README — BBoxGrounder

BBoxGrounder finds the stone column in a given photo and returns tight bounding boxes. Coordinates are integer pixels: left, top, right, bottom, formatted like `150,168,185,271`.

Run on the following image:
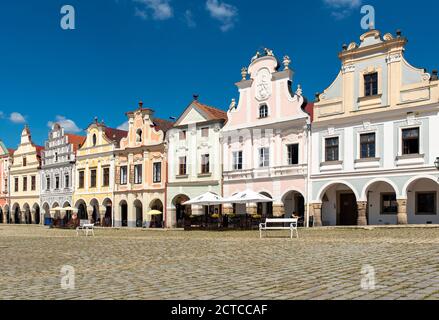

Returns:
2,211,6,224
357,201,368,226
21,211,26,224
87,205,94,222
167,207,176,228
273,203,285,217
397,199,408,225
312,203,322,227
99,206,106,226
31,209,36,224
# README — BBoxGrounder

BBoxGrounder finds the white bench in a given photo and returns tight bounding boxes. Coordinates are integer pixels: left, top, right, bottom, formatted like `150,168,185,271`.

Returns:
76,220,95,237
259,218,299,239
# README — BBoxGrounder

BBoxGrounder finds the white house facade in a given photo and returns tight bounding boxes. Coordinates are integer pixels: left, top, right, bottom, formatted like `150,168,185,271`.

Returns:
310,30,439,226
40,123,85,224
165,97,227,228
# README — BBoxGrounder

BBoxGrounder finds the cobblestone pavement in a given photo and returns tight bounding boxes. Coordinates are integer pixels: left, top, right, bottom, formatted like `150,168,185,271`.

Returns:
0,225,439,300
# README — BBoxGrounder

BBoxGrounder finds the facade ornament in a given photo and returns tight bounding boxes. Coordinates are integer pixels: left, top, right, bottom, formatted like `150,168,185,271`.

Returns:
251,51,261,62
342,64,356,74
347,42,358,50
229,98,237,111
241,67,248,81
386,53,402,64
264,48,274,56
283,55,291,70
295,84,302,96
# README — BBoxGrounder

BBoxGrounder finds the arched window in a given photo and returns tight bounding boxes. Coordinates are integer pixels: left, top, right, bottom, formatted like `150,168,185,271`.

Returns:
259,104,268,119
136,129,142,143
92,134,97,146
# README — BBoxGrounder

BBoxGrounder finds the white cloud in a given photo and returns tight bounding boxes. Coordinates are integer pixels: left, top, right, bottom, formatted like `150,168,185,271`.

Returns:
323,0,362,19
9,112,26,124
183,10,196,28
117,121,129,131
0,111,4,119
206,0,238,32
134,7,148,20
48,115,81,133
133,0,173,21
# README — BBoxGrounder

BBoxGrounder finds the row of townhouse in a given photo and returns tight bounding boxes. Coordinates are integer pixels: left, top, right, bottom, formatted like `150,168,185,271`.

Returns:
0,29,438,227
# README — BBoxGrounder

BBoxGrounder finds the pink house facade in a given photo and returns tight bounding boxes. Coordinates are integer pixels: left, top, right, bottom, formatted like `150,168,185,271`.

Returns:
0,141,13,223
222,50,313,222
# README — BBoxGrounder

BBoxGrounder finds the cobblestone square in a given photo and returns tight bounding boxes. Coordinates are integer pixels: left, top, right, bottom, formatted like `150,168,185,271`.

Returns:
0,225,438,300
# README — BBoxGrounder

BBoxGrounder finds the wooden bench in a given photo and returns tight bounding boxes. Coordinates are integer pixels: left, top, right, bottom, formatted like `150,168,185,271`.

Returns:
76,220,95,237
259,218,299,239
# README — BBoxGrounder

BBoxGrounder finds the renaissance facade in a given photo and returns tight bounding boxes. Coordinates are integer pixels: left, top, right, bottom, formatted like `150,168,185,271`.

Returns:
309,30,439,226
166,97,227,228
0,28,438,228
9,126,42,224
114,102,172,227
0,141,13,223
73,119,127,226
221,50,312,223
40,124,85,224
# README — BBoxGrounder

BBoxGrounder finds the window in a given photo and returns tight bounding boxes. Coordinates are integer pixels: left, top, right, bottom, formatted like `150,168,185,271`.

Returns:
23,176,27,192
103,167,110,186
259,148,270,168
201,127,209,138
54,176,59,189
65,174,70,188
90,169,97,188
120,166,128,185
3,179,7,191
92,134,97,146
78,171,85,189
360,133,376,159
134,164,142,184
31,176,36,191
402,128,420,155
23,157,27,167
14,177,18,192
233,151,243,170
287,144,299,165
153,162,162,183
179,130,187,140
55,152,58,162
259,104,268,118
46,176,51,191
179,157,187,176
325,137,339,162
381,193,397,214
364,72,378,97
136,129,142,143
416,192,436,215
201,154,210,174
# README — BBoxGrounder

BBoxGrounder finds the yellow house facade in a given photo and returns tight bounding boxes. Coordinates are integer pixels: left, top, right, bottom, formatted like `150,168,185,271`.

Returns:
9,126,43,224
73,119,127,226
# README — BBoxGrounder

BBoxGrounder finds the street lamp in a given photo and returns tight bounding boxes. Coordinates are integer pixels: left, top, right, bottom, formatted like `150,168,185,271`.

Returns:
435,157,439,170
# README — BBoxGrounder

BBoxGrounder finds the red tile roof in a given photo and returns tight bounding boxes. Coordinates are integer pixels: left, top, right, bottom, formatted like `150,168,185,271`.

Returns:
66,134,86,152
153,118,174,133
34,145,44,156
193,100,228,122
104,127,128,145
7,149,15,156
303,102,314,122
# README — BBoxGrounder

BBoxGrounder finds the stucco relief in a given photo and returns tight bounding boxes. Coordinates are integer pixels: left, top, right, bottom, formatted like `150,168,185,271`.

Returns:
255,68,272,101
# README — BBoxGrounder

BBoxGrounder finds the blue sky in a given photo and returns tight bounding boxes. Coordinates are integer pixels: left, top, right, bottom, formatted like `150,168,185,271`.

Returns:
0,0,438,148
